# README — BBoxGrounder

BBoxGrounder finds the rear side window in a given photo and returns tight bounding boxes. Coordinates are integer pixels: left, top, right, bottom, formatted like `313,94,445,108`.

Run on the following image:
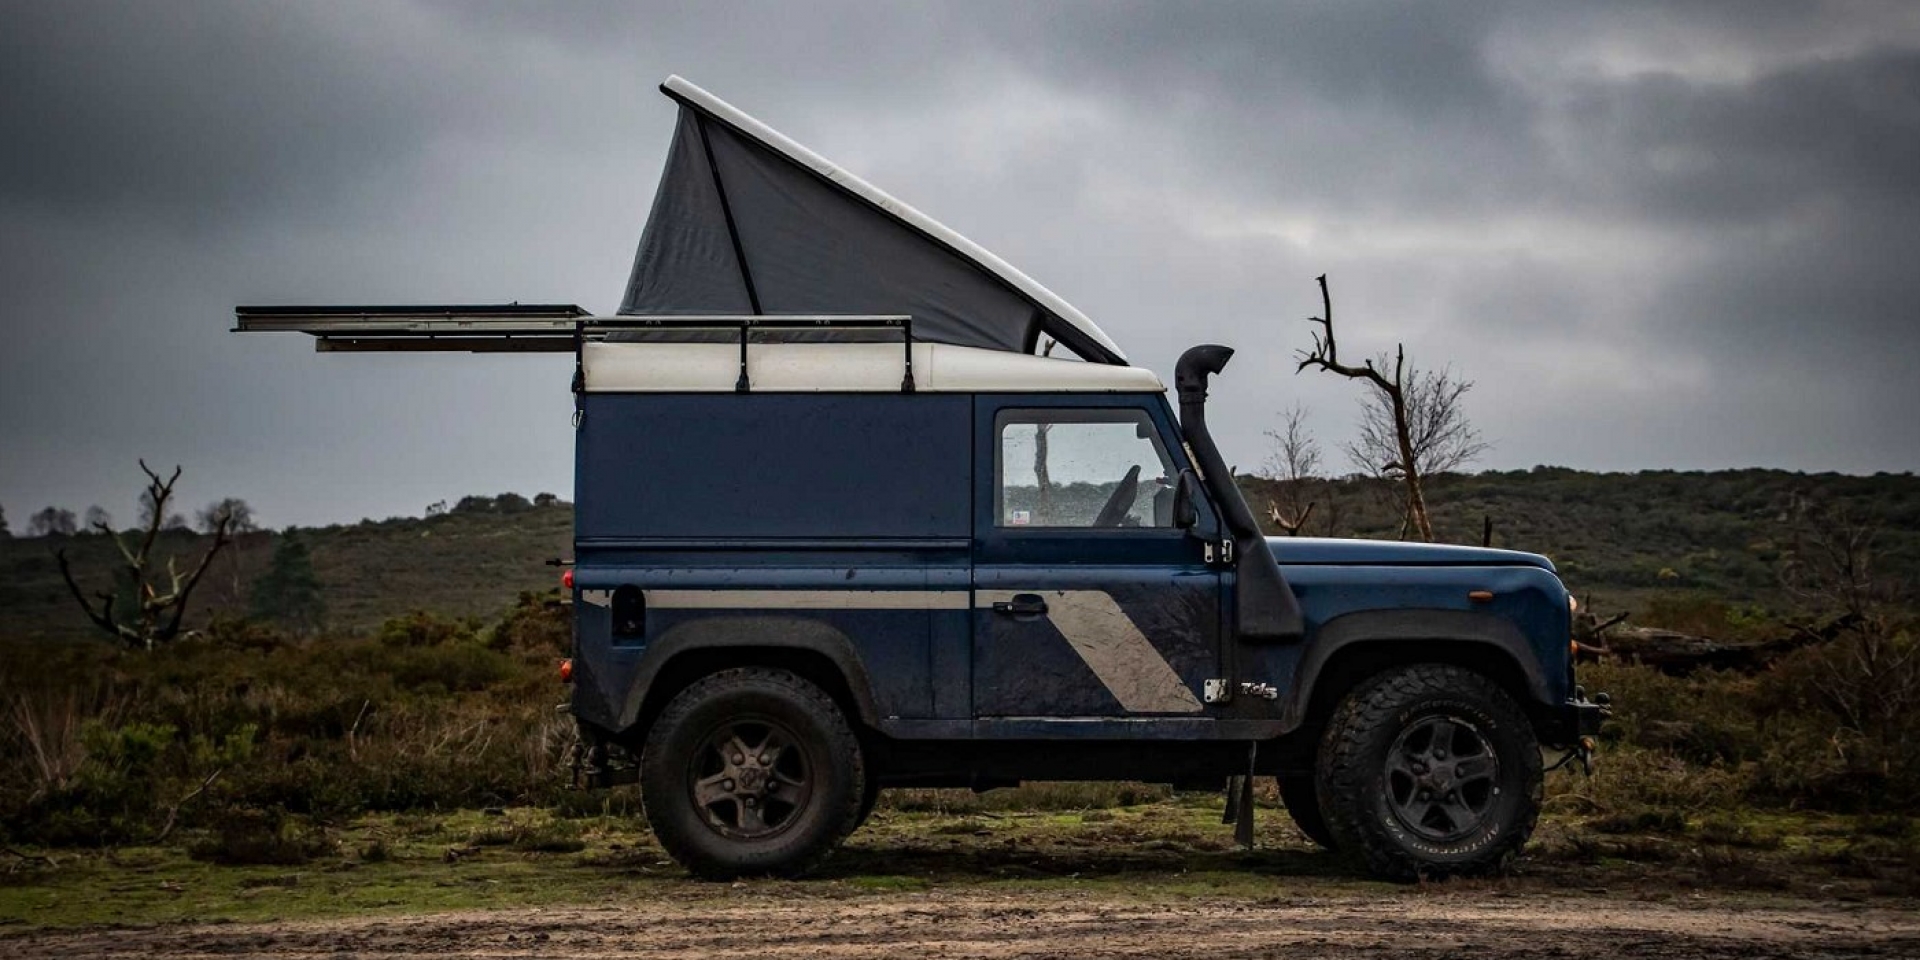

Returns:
996,409,1175,528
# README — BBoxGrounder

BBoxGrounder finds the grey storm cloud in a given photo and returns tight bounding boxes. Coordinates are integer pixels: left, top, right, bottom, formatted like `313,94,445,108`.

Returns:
1,0,1916,529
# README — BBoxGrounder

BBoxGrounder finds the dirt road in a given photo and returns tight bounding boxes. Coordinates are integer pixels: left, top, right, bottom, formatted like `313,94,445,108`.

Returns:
9,888,1917,959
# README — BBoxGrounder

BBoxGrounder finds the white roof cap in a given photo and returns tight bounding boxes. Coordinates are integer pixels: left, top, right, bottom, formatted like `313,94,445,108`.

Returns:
661,75,1129,364
583,341,1163,393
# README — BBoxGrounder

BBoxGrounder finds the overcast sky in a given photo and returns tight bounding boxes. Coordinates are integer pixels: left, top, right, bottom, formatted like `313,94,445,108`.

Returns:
3,1,1917,530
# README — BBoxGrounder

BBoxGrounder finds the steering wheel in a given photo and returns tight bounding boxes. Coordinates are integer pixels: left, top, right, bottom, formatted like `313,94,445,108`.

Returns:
1092,464,1143,528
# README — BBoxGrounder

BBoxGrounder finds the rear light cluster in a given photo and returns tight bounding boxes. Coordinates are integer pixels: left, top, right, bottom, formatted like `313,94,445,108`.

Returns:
559,568,574,683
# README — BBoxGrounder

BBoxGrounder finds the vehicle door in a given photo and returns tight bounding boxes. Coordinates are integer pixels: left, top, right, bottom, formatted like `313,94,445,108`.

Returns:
971,396,1224,721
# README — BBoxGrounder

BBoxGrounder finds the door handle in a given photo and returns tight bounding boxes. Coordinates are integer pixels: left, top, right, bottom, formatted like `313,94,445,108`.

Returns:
992,593,1048,617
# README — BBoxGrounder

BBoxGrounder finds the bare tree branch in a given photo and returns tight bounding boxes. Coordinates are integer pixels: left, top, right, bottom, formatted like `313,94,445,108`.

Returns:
1262,404,1322,535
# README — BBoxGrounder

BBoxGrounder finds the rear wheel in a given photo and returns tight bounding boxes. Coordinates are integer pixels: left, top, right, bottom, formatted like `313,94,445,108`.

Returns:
1316,664,1541,881
641,667,865,879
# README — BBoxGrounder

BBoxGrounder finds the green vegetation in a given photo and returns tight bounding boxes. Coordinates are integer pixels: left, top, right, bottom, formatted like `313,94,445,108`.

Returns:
0,596,572,849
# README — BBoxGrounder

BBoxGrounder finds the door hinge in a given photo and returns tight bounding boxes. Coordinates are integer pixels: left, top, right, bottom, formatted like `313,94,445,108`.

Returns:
1203,678,1232,704
1204,539,1234,565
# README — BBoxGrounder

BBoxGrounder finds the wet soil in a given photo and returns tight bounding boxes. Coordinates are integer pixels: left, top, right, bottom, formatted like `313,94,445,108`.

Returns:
9,887,1917,959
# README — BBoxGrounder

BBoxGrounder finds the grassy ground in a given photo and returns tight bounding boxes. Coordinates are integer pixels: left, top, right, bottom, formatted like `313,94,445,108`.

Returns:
4,790,1913,931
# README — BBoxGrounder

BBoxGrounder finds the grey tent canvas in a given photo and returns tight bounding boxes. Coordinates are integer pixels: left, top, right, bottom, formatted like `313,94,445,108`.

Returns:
619,76,1129,366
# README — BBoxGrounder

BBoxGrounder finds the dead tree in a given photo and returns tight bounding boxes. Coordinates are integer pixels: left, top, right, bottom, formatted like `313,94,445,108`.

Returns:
56,461,235,650
1032,340,1058,522
1296,275,1485,542
1262,405,1320,536
1777,493,1894,622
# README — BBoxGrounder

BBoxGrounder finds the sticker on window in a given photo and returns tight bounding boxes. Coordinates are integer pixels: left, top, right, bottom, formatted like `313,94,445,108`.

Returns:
1009,509,1031,526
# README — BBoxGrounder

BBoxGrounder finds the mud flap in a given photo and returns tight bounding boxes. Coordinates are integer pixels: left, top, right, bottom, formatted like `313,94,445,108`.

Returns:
1222,741,1258,849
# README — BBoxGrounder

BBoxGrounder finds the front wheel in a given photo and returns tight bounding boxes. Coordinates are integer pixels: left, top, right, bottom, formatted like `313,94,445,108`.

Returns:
1316,664,1542,881
640,667,866,879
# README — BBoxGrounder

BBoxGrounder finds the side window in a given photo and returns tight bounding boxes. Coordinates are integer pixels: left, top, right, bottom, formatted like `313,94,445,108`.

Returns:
997,409,1176,528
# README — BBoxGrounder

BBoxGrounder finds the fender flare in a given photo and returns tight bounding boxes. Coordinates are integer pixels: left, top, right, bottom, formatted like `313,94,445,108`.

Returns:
613,615,880,732
1281,608,1552,731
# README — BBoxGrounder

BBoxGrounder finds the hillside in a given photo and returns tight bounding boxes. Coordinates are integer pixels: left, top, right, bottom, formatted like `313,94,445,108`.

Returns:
0,502,571,640
3,468,1914,640
1238,467,1920,608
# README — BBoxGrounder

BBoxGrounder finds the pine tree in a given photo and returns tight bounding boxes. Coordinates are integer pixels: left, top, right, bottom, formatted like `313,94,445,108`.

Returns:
249,534,325,634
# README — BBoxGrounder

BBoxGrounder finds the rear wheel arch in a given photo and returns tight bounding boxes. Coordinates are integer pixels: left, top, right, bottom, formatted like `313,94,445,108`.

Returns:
618,618,879,743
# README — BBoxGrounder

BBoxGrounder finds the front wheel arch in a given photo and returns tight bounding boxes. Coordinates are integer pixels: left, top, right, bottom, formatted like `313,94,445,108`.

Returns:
1288,622,1551,740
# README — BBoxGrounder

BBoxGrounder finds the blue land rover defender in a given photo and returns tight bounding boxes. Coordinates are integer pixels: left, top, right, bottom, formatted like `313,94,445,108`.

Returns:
238,76,1606,882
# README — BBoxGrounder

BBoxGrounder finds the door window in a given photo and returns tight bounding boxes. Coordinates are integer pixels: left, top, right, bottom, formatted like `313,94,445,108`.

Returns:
997,409,1176,528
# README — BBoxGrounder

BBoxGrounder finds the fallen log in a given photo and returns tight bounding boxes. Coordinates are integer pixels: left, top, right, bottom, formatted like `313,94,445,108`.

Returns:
1575,612,1861,675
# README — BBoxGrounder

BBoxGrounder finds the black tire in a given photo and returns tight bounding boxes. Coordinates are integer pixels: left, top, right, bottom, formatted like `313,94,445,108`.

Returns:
1278,774,1338,850
641,667,865,879
1316,664,1542,881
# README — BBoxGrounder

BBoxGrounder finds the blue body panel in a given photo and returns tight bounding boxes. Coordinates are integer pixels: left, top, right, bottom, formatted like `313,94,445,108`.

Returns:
577,393,971,539
569,389,1576,745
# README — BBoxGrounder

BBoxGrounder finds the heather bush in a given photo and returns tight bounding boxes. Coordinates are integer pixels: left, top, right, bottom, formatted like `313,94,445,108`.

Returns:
0,604,570,845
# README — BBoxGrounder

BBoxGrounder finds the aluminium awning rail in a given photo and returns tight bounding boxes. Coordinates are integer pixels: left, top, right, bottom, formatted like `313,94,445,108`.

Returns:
235,304,592,353
233,305,919,391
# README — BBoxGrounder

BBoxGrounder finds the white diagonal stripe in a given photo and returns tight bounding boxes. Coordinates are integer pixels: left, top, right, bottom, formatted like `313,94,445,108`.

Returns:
977,589,1204,714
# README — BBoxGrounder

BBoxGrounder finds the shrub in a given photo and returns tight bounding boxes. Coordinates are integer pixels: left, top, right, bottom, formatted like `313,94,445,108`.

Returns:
1750,622,1920,810
188,809,332,865
491,590,570,659
377,611,482,648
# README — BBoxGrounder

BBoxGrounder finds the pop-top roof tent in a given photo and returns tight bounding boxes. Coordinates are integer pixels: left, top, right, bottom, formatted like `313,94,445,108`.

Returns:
624,76,1127,365
235,76,1142,391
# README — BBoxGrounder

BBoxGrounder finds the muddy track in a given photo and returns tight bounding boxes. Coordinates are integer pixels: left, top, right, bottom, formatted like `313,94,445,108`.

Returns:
9,889,1918,959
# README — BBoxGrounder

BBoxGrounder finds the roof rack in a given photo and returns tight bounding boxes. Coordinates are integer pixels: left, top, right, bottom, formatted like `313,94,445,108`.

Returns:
235,306,918,392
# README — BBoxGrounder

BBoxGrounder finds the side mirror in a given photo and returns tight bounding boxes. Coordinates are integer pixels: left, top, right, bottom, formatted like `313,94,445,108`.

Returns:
1172,468,1200,530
